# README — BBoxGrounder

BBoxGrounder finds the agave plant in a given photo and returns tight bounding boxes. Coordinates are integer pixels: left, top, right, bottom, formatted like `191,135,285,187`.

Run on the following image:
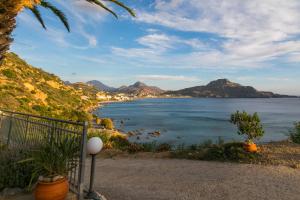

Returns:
20,136,81,186
0,0,135,62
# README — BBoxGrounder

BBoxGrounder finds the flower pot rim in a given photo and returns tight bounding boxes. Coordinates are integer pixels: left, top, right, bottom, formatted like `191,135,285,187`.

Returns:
38,177,68,185
244,141,255,145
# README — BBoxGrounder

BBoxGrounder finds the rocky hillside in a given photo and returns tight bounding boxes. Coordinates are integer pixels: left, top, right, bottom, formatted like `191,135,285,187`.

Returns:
87,80,117,92
165,79,293,98
117,81,165,96
0,53,98,121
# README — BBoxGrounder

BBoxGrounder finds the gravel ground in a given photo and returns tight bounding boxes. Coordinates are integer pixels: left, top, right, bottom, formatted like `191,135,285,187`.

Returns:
86,158,300,200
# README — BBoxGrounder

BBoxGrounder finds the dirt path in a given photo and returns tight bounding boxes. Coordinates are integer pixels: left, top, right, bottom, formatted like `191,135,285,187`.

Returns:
86,158,300,200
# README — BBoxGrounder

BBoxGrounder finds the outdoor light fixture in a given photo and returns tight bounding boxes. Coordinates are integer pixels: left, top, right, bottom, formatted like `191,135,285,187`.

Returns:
85,137,103,200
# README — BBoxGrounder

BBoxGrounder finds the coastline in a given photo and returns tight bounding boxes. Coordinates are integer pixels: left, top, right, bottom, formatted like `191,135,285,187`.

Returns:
91,98,299,144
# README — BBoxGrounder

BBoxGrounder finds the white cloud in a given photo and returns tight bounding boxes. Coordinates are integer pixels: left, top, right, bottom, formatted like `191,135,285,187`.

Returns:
136,33,206,51
133,0,300,68
137,74,200,82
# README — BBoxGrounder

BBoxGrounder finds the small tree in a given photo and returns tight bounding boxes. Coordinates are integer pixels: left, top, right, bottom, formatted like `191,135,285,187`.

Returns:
289,122,300,144
230,111,264,144
101,118,114,130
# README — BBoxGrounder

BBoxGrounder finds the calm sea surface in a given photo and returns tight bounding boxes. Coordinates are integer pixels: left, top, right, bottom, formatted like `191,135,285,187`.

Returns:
95,98,300,145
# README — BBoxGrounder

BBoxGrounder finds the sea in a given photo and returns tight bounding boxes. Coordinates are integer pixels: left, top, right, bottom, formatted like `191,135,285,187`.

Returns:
94,98,300,145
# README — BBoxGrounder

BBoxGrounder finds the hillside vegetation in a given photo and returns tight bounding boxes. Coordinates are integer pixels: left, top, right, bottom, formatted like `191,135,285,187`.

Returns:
0,53,98,121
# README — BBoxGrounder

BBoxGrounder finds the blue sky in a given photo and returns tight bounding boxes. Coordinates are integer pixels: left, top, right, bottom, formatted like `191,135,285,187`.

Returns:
11,0,300,95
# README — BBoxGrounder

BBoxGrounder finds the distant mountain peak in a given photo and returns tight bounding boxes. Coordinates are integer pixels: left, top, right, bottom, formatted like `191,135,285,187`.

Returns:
86,80,116,92
132,81,147,87
206,79,239,87
117,81,164,96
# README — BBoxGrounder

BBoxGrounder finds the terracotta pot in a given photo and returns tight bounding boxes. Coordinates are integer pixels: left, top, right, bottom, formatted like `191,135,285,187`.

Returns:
35,178,69,200
243,143,258,153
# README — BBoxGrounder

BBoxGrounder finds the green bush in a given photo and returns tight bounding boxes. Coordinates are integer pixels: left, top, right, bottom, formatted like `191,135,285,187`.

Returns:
88,130,110,144
110,135,130,150
126,142,172,154
61,110,92,122
2,69,16,79
289,122,300,144
171,141,260,162
156,143,172,152
0,150,35,191
101,118,114,130
139,141,157,152
127,143,144,154
230,111,264,143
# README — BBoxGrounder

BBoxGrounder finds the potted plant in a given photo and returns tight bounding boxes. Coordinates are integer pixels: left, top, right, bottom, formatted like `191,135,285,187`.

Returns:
230,111,264,152
21,137,79,200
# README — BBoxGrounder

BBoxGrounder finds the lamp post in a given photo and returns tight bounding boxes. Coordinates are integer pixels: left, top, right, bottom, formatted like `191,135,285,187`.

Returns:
85,137,103,200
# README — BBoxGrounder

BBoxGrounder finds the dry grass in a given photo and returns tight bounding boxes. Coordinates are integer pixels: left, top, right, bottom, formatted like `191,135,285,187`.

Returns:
258,140,300,168
98,140,300,168
98,149,171,159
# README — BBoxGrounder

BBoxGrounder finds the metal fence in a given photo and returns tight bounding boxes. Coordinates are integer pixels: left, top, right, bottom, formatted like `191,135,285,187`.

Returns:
0,109,87,199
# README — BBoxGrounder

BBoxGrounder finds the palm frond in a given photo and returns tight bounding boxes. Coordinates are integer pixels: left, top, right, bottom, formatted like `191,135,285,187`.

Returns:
40,0,70,32
105,0,136,17
86,0,118,18
28,6,46,29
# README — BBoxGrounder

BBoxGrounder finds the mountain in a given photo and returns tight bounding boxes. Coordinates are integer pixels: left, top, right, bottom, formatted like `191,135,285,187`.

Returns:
165,79,293,98
117,81,165,96
87,80,117,92
0,53,98,121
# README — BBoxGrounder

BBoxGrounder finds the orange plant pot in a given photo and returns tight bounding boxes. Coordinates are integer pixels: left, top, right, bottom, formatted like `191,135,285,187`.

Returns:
35,178,69,200
243,143,258,153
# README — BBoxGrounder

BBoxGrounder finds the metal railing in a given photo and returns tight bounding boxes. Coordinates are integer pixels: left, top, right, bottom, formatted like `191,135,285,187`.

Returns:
0,109,87,199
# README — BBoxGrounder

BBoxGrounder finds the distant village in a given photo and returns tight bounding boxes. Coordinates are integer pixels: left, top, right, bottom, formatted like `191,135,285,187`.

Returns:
79,89,161,103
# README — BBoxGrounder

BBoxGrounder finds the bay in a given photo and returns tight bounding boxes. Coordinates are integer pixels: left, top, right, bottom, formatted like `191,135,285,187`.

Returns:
95,98,300,145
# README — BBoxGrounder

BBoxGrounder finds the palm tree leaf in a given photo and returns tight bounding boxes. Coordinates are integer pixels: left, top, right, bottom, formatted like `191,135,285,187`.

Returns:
105,0,136,17
28,6,46,29
40,0,70,32
86,0,118,19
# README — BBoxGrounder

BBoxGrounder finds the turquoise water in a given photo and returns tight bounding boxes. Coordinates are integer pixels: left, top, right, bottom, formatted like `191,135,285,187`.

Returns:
95,98,300,145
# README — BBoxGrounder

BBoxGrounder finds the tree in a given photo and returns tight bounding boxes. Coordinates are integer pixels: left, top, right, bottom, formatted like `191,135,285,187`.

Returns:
0,0,135,62
230,111,264,144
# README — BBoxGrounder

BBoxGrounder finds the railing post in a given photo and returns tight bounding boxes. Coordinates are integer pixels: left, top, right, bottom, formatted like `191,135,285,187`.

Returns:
24,115,30,144
78,121,88,200
6,114,13,146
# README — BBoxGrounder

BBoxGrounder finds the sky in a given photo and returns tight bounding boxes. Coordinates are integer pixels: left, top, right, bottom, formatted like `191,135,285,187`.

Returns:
11,0,300,95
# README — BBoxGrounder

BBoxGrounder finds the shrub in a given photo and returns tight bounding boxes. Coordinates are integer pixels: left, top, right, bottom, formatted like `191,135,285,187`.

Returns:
223,142,257,161
62,110,92,122
139,142,157,152
109,135,130,150
156,143,172,152
101,118,114,130
230,111,264,143
88,130,110,144
289,122,300,144
127,143,144,154
0,150,35,191
2,69,16,79
171,141,260,162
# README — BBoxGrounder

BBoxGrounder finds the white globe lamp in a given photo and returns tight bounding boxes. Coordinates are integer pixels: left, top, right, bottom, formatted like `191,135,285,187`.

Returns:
86,137,103,199
87,137,103,155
